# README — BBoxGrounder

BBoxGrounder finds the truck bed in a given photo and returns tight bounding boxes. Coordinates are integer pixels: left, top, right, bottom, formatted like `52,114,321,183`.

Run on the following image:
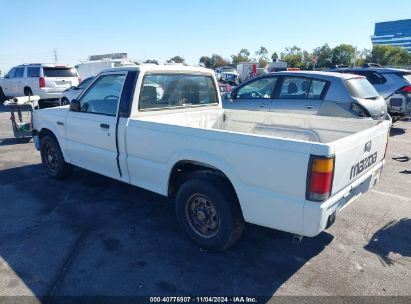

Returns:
138,109,382,144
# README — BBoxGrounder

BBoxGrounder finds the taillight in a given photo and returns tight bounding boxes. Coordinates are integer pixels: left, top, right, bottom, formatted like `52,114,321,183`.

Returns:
400,85,411,93
39,77,46,88
78,77,81,84
307,156,335,202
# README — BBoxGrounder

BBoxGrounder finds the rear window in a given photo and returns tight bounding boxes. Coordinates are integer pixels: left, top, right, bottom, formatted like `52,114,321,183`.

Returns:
27,67,40,77
43,67,77,78
345,78,379,99
139,74,218,110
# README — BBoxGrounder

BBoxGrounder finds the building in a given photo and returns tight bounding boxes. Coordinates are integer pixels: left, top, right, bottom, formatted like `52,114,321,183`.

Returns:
371,19,411,53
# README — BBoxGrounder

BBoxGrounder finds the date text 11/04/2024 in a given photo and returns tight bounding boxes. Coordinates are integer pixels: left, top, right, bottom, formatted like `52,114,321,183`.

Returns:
149,297,258,303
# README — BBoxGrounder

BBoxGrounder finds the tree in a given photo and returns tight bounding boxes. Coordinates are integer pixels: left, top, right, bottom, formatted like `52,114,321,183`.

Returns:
366,45,411,66
354,48,370,67
280,46,304,68
312,44,333,68
255,46,269,68
199,56,212,68
167,56,185,64
199,54,230,69
210,54,230,68
331,44,356,67
144,59,159,65
231,49,252,65
271,52,279,62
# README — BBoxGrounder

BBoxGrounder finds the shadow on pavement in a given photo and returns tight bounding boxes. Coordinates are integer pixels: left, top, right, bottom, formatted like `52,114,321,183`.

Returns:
364,218,411,266
390,127,406,137
0,164,333,300
0,137,32,146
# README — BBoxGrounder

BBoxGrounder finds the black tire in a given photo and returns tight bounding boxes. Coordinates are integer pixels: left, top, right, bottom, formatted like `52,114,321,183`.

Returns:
175,175,245,251
0,87,7,103
40,135,72,179
24,87,33,97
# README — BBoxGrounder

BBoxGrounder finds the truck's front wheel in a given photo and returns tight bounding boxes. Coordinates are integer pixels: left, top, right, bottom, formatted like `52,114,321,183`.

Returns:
175,176,245,251
40,135,72,179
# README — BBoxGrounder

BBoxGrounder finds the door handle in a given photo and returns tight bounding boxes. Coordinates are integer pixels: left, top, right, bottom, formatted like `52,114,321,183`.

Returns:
305,105,317,109
259,103,266,108
100,123,110,129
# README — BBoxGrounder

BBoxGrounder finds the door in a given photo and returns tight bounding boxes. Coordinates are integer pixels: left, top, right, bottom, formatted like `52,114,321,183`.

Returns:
2,68,16,96
13,67,25,96
65,72,127,178
270,76,327,115
223,76,278,110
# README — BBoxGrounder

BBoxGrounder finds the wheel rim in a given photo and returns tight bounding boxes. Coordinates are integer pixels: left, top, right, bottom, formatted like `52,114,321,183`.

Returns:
44,142,58,174
62,99,69,105
185,194,220,238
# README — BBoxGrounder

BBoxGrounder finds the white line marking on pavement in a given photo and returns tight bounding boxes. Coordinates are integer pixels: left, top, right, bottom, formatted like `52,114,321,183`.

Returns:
370,189,411,202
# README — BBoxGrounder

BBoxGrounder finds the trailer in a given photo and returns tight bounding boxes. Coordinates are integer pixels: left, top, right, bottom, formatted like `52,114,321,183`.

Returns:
4,96,39,142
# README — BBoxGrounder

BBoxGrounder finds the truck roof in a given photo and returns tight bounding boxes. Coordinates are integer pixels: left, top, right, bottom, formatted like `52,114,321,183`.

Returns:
103,65,215,75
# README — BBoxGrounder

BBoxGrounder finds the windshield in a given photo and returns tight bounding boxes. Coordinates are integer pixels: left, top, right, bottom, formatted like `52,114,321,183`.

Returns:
345,78,379,99
43,67,77,78
222,68,236,73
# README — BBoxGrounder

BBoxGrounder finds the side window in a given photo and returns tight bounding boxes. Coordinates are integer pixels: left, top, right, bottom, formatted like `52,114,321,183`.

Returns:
236,77,277,99
27,67,40,77
15,67,25,78
79,74,126,116
279,77,327,100
308,80,327,99
6,68,16,78
139,74,218,110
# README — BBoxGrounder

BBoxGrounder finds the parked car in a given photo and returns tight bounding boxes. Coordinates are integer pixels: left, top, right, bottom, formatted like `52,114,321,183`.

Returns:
223,71,388,120
33,65,390,251
215,66,239,85
0,64,80,106
218,83,232,96
328,65,411,121
60,77,94,105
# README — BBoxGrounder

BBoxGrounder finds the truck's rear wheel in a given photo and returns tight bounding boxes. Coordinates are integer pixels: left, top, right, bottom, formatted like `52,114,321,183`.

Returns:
175,175,245,251
40,135,72,179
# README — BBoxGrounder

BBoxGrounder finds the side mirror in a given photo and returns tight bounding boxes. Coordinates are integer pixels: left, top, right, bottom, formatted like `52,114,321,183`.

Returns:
70,99,81,112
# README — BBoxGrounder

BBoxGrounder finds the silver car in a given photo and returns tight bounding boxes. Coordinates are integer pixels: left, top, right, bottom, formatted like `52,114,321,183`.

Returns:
60,76,94,105
222,71,388,120
329,66,411,121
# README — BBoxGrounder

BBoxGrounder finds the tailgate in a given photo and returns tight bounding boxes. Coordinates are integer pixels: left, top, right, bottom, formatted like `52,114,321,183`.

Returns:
331,120,390,195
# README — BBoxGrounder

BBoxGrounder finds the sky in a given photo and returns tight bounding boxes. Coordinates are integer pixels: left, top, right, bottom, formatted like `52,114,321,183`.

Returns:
0,0,410,73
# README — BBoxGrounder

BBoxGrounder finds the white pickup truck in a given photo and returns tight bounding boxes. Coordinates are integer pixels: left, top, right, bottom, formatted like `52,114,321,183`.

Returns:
32,65,391,251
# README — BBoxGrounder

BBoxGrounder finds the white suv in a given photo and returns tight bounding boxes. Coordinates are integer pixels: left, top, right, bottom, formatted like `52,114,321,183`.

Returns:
0,64,80,106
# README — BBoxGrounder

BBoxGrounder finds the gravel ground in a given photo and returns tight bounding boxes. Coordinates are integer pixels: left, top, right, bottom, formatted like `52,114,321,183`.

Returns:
0,105,409,302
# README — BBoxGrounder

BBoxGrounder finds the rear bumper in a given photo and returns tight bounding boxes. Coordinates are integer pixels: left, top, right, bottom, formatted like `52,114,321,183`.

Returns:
302,160,385,237
32,88,63,100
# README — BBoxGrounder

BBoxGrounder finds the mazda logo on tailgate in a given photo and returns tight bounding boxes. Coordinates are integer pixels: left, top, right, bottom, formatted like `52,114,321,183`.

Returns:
364,141,372,153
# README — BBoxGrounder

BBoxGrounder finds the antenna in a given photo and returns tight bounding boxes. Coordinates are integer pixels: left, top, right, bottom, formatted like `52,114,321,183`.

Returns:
53,48,58,63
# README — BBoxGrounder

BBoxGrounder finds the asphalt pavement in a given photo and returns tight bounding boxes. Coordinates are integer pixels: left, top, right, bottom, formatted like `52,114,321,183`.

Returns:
0,105,410,302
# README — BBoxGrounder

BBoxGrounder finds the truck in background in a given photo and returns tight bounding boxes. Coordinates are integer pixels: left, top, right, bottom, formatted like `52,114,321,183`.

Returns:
75,53,137,79
236,62,257,83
